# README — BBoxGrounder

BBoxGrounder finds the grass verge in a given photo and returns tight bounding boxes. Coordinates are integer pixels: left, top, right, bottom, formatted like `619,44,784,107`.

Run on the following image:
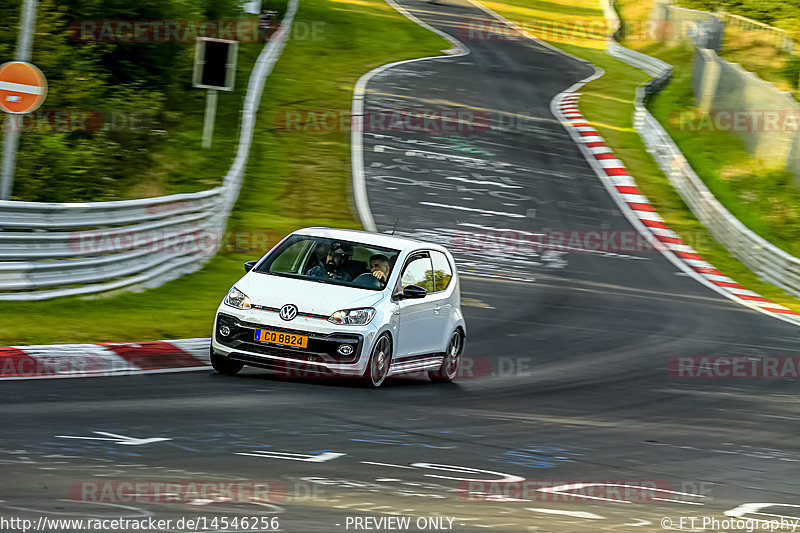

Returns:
0,0,447,345
479,0,800,312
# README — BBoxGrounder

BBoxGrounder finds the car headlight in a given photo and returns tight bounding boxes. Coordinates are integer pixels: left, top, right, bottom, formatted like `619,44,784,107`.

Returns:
328,307,376,325
224,287,251,309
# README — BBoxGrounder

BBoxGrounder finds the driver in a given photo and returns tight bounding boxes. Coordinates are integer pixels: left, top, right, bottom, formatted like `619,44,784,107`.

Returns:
306,241,354,281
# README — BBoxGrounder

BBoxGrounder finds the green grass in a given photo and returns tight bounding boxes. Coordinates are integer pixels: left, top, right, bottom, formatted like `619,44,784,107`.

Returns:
0,0,447,345
523,0,603,18
647,48,800,258
129,38,263,199
481,0,800,312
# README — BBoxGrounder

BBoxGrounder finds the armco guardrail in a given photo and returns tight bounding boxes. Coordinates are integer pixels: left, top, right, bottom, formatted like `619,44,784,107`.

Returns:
0,0,298,301
602,0,800,298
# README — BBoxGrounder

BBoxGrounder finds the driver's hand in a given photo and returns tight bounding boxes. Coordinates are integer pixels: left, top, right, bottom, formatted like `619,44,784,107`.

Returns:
372,270,386,280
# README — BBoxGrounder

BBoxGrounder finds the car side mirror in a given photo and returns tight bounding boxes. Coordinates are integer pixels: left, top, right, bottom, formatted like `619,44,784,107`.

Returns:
398,284,427,300
244,260,258,273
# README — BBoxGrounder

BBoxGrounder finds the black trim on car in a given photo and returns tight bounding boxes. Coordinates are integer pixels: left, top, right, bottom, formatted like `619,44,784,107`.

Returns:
215,313,362,363
251,304,329,320
227,352,336,376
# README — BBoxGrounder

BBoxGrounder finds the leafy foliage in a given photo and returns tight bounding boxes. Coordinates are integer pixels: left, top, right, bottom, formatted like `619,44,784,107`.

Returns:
782,56,800,89
0,0,247,202
678,0,800,28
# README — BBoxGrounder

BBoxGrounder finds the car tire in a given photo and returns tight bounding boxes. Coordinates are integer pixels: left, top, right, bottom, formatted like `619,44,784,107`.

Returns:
429,330,463,383
210,347,244,376
363,333,392,388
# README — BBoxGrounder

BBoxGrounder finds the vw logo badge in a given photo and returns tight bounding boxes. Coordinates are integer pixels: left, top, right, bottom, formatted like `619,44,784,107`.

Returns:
279,304,298,321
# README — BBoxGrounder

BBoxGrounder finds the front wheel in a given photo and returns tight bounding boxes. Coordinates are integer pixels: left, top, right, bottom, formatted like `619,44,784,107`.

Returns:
429,330,463,383
210,348,244,376
363,333,392,388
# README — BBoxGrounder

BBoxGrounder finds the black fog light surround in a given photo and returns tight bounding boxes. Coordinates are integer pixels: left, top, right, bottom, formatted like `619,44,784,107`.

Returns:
337,344,354,356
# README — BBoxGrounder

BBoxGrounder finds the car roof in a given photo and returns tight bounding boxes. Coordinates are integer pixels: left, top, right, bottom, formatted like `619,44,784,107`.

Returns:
293,227,447,254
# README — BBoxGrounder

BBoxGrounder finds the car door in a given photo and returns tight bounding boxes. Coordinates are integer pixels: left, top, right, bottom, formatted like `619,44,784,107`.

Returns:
395,252,438,357
428,250,455,352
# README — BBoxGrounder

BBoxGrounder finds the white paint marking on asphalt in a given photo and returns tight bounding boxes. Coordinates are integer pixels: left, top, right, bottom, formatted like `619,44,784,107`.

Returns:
704,274,736,283
652,496,705,505
606,175,637,186
334,501,376,509
588,146,613,154
540,483,707,505
360,461,415,469
649,227,680,238
457,222,544,236
54,432,171,446
446,176,522,188
236,451,345,462
629,210,664,221
410,463,525,483
420,202,524,218
526,508,605,519
621,194,651,204
725,502,800,524
597,158,625,169
18,344,137,376
169,338,211,361
668,243,698,253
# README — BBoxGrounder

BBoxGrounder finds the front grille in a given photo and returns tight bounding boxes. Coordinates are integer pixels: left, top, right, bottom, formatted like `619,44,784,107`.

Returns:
215,313,362,364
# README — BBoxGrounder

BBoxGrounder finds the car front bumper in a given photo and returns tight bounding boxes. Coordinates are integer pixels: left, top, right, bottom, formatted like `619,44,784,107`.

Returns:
211,305,381,377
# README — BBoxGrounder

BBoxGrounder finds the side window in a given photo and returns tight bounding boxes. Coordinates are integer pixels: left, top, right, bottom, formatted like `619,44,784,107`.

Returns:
431,251,453,292
400,254,434,292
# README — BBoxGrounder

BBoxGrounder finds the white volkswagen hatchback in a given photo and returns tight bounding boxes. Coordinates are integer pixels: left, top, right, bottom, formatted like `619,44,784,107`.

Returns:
211,228,466,387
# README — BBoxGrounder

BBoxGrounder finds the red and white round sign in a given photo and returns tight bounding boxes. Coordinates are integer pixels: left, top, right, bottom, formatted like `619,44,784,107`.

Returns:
0,61,47,114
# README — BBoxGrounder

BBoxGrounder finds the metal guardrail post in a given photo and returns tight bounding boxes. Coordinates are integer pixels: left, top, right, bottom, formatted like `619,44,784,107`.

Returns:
0,0,300,300
603,0,800,298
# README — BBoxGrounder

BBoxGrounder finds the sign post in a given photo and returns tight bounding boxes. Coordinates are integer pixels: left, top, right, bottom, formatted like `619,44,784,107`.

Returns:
202,89,218,149
1,0,42,201
193,38,238,150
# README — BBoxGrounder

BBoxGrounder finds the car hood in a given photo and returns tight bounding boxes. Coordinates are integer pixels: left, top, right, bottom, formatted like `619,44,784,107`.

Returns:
236,273,385,315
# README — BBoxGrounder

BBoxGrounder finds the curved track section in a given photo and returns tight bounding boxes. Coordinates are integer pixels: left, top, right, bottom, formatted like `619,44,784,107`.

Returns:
2,1,799,532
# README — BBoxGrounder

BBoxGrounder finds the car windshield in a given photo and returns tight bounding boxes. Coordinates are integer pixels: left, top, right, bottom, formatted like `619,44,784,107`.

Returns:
254,234,400,291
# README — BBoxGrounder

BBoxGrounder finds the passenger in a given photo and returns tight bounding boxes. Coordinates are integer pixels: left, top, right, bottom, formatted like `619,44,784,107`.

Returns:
354,253,391,288
306,242,354,281
368,254,390,285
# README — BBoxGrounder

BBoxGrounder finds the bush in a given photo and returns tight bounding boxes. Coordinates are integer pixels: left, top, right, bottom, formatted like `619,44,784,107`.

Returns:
0,0,251,202
782,56,800,89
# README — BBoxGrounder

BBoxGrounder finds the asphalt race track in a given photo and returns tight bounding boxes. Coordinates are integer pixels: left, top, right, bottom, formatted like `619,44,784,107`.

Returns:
2,1,799,532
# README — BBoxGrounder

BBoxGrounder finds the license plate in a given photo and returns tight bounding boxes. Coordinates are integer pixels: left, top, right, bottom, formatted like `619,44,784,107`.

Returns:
255,329,308,348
